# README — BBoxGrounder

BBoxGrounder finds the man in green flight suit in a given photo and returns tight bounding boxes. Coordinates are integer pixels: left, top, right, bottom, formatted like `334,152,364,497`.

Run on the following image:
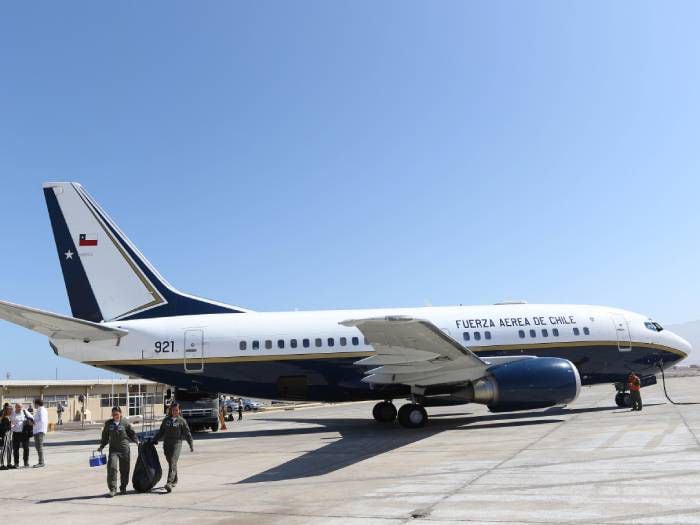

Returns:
98,406,139,497
153,402,193,493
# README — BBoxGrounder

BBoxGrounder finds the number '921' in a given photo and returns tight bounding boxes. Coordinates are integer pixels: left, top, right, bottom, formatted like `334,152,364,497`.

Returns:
154,340,176,353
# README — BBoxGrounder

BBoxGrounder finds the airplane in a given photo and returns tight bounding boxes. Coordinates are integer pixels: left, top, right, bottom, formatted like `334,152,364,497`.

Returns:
0,182,691,428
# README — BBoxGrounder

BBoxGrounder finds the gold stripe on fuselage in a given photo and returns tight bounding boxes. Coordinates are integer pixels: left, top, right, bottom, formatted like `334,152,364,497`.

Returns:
84,340,686,367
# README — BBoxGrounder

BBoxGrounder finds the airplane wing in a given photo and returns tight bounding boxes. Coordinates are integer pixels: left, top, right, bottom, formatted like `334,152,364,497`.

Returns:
0,299,127,342
340,316,488,387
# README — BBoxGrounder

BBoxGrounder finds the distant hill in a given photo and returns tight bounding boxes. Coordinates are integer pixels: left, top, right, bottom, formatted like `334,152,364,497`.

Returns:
666,321,700,365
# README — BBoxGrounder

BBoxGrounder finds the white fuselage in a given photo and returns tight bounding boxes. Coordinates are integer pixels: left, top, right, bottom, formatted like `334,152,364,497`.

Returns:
52,303,690,398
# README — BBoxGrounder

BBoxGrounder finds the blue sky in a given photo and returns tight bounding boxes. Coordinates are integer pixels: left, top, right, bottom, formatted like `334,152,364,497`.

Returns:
1,2,699,378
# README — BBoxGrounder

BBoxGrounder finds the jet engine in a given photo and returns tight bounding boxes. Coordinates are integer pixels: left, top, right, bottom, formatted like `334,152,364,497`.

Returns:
464,357,581,412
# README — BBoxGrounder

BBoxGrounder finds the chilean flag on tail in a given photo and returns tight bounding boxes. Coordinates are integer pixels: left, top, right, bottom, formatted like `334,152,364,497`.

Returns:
79,233,98,247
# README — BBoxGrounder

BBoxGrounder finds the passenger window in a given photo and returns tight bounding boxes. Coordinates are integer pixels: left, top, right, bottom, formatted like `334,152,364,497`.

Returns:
340,337,347,347
265,340,272,350
364,337,369,345
328,337,334,347
583,327,590,335
351,336,359,346
252,340,259,350
291,339,297,349
542,329,548,337
529,329,536,338
303,338,310,348
277,339,285,349
474,331,481,341
239,341,247,351
573,327,580,336
552,328,559,337
463,332,470,341
315,338,322,347
485,331,491,340
518,330,525,338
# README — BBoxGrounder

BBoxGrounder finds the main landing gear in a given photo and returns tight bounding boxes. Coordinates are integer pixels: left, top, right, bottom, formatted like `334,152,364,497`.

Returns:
372,401,397,422
372,401,428,428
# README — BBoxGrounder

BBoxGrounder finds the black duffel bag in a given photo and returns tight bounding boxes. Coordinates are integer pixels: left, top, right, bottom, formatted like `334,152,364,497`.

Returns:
132,439,162,492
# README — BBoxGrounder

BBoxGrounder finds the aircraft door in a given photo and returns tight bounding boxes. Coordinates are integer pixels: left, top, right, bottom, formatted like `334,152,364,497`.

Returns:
184,329,204,373
612,315,632,352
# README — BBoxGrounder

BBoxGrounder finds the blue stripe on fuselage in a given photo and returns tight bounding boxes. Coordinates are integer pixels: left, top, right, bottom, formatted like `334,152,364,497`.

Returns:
97,345,683,401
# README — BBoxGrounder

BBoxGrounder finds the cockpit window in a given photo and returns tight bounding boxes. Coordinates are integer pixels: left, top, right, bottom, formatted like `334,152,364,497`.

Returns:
644,320,663,332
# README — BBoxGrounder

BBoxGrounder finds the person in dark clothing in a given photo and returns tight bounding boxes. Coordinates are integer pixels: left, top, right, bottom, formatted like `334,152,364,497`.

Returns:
237,400,243,421
98,407,139,497
0,406,13,470
153,402,193,493
628,373,642,411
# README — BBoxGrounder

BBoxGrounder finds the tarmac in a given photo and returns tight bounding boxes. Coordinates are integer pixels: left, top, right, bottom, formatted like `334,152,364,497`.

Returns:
0,376,699,525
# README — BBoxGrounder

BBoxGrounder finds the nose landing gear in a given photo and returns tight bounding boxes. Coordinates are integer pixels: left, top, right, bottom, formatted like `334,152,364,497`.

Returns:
614,392,631,408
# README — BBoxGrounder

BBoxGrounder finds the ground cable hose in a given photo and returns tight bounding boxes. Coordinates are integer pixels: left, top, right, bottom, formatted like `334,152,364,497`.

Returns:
657,363,700,406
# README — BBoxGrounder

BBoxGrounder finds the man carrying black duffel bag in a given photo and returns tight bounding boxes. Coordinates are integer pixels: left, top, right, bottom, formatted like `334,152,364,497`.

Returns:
153,402,193,493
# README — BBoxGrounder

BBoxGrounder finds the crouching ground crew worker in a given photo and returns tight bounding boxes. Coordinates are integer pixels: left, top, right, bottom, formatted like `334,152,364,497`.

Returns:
98,407,139,497
628,372,642,411
153,402,193,493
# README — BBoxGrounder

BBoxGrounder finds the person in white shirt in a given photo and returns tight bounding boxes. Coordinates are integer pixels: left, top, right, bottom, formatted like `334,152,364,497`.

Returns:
32,399,48,468
10,403,33,468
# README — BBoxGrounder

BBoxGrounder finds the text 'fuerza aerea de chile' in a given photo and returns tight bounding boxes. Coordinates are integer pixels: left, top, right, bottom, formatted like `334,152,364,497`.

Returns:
455,315,577,330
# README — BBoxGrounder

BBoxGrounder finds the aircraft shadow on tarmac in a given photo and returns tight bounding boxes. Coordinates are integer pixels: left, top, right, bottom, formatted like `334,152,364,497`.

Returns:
225,404,629,484
44,403,664,452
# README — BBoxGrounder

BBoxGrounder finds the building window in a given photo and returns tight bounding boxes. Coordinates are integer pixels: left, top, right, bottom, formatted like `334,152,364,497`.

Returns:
542,329,548,337
265,340,272,350
315,338,322,347
328,337,334,347
239,341,247,351
340,337,347,347
485,331,492,340
352,337,359,346
518,330,525,338
291,339,297,349
252,340,260,350
583,327,590,335
474,331,481,341
303,338,310,348
530,329,536,338
277,339,285,349
463,332,470,341
552,328,559,336
573,327,580,336
101,394,127,407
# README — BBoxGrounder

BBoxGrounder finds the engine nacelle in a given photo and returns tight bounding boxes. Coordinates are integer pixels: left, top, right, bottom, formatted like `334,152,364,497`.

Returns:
468,357,581,412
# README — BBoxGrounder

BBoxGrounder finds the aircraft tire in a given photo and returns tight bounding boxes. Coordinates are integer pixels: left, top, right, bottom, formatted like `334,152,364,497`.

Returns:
622,393,632,407
372,401,397,422
398,403,428,428
615,393,625,407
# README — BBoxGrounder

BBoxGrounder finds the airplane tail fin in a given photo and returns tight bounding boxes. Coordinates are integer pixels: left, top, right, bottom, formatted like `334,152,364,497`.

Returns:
43,182,248,322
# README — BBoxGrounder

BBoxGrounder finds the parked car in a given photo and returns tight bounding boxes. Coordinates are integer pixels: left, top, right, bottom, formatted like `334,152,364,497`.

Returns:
222,398,261,419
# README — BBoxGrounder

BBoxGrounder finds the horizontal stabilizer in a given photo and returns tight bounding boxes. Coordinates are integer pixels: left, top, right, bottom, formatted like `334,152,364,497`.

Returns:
0,299,127,342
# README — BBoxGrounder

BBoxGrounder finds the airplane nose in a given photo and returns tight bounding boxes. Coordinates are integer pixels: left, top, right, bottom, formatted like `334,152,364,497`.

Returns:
668,331,692,358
